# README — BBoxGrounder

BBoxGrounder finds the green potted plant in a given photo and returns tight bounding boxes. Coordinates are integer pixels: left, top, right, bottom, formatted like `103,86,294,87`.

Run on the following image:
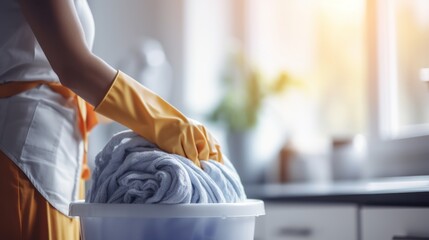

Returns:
209,52,300,183
209,52,296,132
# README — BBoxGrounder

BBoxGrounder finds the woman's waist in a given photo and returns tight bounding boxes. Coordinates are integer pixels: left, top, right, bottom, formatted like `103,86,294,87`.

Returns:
0,82,79,138
0,81,76,111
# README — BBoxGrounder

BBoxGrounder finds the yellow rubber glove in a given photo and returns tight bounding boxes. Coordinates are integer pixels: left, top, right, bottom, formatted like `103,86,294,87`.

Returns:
94,70,223,167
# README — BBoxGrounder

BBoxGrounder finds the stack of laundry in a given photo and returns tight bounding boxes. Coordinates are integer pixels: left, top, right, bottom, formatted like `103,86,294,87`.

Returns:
87,130,246,204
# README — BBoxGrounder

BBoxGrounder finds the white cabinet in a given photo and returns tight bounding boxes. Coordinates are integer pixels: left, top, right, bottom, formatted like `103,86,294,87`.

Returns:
259,203,358,240
361,207,429,240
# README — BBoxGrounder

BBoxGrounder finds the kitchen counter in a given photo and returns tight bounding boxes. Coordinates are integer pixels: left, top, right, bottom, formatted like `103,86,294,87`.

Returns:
246,175,429,206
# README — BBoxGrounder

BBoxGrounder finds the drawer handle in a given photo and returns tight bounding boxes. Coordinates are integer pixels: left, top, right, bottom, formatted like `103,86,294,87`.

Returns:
393,236,429,240
277,227,312,237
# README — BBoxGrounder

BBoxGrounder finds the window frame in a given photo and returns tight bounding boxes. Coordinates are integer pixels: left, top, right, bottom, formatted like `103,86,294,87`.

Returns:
366,0,429,177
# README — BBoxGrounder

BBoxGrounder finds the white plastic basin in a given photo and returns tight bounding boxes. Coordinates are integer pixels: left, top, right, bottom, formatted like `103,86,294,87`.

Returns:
69,199,265,240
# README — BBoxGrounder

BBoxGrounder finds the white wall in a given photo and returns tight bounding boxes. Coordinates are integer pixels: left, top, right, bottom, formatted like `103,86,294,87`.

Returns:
88,0,186,110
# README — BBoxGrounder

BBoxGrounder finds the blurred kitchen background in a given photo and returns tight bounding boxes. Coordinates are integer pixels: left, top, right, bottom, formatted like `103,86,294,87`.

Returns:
87,0,429,185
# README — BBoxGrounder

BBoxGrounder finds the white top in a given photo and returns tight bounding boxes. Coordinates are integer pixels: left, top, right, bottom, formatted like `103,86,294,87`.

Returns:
0,0,94,83
0,0,95,216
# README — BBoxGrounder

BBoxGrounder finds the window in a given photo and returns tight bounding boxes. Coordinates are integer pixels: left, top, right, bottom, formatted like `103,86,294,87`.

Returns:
376,0,429,139
367,0,429,177
245,0,367,137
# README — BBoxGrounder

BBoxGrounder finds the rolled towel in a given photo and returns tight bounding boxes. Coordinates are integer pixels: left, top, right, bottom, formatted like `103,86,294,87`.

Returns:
87,130,246,204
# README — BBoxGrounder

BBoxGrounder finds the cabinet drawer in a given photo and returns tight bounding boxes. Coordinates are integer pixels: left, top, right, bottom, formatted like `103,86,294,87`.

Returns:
362,207,429,240
264,204,358,240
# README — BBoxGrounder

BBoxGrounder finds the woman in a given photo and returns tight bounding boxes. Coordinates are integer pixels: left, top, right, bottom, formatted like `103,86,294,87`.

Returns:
0,0,223,239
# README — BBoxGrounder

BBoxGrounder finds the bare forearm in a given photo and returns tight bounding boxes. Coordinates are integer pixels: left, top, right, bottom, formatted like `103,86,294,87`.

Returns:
57,53,117,106
18,0,116,106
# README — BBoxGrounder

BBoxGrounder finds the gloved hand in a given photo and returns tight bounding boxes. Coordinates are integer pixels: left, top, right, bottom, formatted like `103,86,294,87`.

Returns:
94,70,223,167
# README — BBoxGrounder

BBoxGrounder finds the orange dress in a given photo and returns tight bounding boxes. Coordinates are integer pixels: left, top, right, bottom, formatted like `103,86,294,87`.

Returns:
0,150,81,240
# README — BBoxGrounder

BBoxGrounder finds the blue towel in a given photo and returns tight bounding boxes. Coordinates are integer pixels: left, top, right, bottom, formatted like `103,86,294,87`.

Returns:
87,130,246,203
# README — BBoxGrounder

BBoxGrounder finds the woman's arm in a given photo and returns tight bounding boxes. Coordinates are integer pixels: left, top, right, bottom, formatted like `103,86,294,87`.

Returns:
18,0,116,106
18,0,224,165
